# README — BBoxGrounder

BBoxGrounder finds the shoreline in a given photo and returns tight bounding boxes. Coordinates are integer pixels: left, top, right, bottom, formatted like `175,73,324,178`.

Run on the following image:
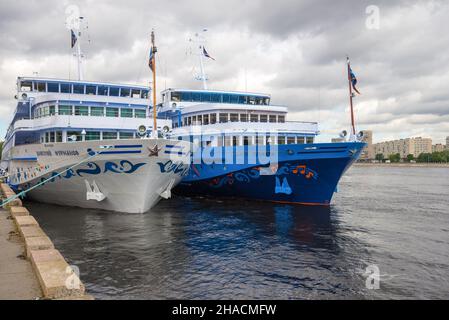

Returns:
354,162,449,168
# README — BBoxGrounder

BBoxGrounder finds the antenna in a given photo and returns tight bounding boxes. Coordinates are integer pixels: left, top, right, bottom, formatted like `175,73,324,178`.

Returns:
73,16,85,80
189,29,209,90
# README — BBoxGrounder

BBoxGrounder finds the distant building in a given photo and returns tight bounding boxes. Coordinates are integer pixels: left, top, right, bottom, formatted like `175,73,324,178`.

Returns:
432,143,445,152
359,130,374,160
373,137,432,159
446,136,449,148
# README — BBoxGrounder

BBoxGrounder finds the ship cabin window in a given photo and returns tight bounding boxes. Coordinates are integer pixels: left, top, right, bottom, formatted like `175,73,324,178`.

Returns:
306,136,314,144
60,83,71,93
98,86,109,96
224,136,232,147
269,115,276,123
35,82,46,92
297,136,305,144
131,89,141,98
120,108,133,118
250,114,258,122
119,132,134,139
103,132,118,140
91,106,104,117
73,84,85,94
278,136,286,145
56,131,63,142
232,136,238,146
67,131,82,142
75,106,89,116
109,87,120,97
106,107,119,117
141,90,149,99
240,114,248,122
58,105,73,115
230,113,239,122
20,81,33,92
243,136,250,146
134,109,146,118
219,113,228,123
86,85,97,95
211,93,220,103
278,115,285,123
85,131,100,141
171,92,181,102
210,113,217,124
120,88,130,97
168,91,270,105
287,136,296,144
256,135,265,145
187,117,192,125
260,114,268,123
49,105,56,116
47,83,59,93
203,114,209,125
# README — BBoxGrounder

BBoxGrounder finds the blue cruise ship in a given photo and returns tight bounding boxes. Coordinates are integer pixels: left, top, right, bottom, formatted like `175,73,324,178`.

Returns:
159,35,365,206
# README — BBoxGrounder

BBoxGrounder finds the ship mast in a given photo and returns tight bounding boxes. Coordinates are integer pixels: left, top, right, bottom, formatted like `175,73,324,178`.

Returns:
150,30,158,138
191,29,209,90
75,17,84,81
346,56,356,137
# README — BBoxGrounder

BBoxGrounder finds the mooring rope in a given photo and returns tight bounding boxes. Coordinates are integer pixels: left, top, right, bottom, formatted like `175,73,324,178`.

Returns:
1,148,105,207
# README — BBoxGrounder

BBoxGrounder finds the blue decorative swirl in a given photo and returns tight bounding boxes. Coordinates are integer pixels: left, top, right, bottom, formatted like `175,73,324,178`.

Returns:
76,162,101,176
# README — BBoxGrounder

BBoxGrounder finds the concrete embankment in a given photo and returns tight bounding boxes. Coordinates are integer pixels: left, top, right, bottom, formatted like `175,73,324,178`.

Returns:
0,183,93,300
354,162,449,168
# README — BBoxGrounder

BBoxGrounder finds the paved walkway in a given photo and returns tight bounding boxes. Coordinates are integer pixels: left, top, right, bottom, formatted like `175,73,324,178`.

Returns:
0,207,42,299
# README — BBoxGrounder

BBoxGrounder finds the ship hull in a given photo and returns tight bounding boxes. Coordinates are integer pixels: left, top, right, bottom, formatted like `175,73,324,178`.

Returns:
6,139,190,213
176,142,365,205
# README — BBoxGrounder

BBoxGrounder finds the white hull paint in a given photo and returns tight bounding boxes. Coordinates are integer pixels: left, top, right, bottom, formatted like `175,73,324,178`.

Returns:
6,138,191,213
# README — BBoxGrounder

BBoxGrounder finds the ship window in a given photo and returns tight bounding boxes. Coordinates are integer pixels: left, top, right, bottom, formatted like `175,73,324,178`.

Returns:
91,107,104,117
256,135,264,145
35,82,46,92
171,92,181,102
49,105,56,116
230,113,239,122
120,108,133,118
240,114,248,122
222,94,231,103
141,90,149,99
210,113,217,124
192,92,201,102
75,106,89,116
297,136,305,144
269,115,276,123
58,105,73,115
106,107,119,117
260,114,268,122
211,93,220,102
98,86,108,96
120,88,130,97
20,81,33,92
60,83,71,93
287,136,296,144
67,131,82,142
134,109,146,118
243,136,250,146
232,136,238,146
201,93,211,102
263,98,270,105
102,132,118,140
203,114,209,125
49,132,55,142
306,137,314,144
56,131,63,142
219,113,228,123
248,96,256,105
187,117,192,125
181,91,192,101
278,115,285,123
47,83,59,93
250,114,258,122
230,94,239,104
131,89,141,98
278,136,286,145
192,115,197,124
45,132,49,143
119,132,134,139
86,85,97,95
109,87,120,97
238,95,247,104
84,131,100,141
224,136,232,146
73,84,84,94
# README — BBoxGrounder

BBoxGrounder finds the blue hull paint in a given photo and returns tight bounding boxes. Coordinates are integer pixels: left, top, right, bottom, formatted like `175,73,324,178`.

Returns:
176,142,365,205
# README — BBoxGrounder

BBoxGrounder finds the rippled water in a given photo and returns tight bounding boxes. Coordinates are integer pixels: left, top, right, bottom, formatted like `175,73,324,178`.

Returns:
26,166,449,299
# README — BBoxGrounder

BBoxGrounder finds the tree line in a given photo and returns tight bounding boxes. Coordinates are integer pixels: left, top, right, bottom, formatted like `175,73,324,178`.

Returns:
375,150,449,163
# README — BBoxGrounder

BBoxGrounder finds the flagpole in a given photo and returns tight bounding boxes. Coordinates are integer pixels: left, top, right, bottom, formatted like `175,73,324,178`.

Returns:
347,57,356,136
151,31,158,138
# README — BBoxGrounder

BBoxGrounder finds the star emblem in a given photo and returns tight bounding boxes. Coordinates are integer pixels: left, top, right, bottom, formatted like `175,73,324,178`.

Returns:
148,145,162,157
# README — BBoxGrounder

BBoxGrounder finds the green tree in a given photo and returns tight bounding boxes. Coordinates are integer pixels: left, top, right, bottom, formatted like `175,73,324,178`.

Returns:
389,153,401,163
406,154,414,162
0,141,3,160
375,153,384,162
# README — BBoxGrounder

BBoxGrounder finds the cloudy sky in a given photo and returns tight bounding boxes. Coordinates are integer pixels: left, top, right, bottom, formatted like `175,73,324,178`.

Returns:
1,0,448,144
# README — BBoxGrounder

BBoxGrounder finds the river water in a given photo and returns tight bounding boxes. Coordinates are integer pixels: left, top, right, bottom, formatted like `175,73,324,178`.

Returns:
26,166,449,299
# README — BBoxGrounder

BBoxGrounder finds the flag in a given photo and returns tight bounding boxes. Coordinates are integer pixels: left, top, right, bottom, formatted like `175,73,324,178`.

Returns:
349,67,361,94
148,46,155,72
202,46,215,60
71,29,77,48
